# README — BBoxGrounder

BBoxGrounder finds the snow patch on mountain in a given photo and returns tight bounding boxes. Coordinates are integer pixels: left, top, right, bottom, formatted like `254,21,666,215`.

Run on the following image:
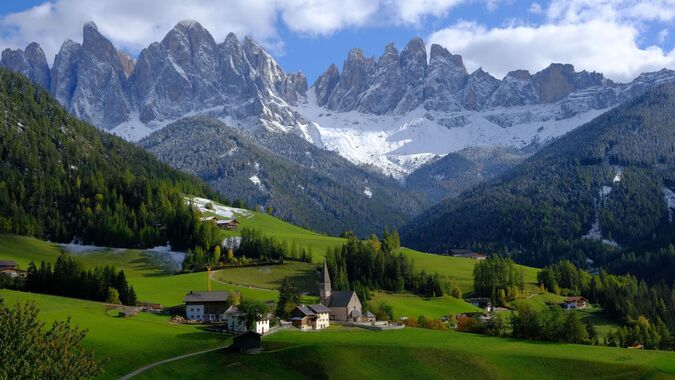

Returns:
297,91,609,178
363,187,373,198
186,196,253,219
663,187,675,223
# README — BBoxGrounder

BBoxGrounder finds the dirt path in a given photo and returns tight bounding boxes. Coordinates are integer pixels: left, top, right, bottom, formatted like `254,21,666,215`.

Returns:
209,269,278,292
119,344,229,379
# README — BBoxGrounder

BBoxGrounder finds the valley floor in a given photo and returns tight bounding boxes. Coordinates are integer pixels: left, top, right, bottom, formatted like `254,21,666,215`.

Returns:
2,234,671,379
136,326,675,380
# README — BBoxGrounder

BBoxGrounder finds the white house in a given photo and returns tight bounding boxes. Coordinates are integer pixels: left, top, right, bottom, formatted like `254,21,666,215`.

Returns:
290,304,331,330
183,291,229,322
225,305,270,335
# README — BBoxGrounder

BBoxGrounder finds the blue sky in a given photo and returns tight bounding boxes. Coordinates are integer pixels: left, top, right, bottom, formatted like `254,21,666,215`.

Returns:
0,0,673,83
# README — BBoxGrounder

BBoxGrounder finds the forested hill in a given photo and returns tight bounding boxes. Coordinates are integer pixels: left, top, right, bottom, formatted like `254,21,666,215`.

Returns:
0,69,223,249
139,116,421,237
402,83,675,281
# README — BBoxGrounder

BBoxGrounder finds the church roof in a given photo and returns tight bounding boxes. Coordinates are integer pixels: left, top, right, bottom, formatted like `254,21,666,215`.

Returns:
329,291,356,307
323,259,331,284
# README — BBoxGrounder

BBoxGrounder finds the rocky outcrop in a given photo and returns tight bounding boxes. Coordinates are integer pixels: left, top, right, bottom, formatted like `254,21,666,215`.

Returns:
532,63,610,103
489,70,539,107
423,44,467,111
1,42,50,89
68,22,132,128
358,43,404,114
313,64,340,106
461,68,499,110
325,48,375,112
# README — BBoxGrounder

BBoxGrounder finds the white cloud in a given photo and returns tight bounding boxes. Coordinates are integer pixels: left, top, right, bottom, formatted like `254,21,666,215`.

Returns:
429,1,675,82
0,0,479,62
0,0,281,62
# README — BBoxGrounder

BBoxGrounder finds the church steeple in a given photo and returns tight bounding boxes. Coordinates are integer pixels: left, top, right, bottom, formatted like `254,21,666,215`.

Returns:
320,259,332,306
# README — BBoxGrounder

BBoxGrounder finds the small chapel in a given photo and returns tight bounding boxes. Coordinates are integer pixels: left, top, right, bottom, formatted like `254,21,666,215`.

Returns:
319,260,364,321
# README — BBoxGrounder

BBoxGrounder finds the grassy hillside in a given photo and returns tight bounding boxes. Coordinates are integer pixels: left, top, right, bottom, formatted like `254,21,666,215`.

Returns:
136,327,675,380
0,289,228,380
0,232,545,307
0,234,278,306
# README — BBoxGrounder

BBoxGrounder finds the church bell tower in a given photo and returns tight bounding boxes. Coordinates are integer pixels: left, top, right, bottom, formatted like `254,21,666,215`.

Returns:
319,259,332,306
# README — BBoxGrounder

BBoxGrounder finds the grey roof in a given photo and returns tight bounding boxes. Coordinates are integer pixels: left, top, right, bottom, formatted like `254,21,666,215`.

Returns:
328,291,356,307
365,311,376,318
451,249,475,255
309,304,330,313
0,260,17,267
183,291,229,303
295,305,316,316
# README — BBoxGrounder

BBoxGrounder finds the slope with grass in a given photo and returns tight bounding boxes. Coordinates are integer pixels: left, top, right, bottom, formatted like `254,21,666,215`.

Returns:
0,289,228,380
369,292,481,319
0,234,278,306
136,327,675,380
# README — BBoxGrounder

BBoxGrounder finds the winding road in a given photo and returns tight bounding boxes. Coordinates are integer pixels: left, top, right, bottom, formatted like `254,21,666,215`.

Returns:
119,344,230,379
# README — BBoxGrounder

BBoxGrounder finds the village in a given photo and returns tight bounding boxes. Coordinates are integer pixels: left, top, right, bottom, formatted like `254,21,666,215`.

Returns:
158,253,591,353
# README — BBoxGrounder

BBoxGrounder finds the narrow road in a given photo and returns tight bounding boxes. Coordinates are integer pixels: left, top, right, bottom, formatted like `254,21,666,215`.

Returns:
119,344,230,379
210,269,278,292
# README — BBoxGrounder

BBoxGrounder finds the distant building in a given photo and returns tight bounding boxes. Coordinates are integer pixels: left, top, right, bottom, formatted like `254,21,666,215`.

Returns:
290,304,330,330
562,296,588,309
183,291,230,322
468,297,494,312
319,260,363,321
230,331,262,353
353,310,376,323
200,217,239,231
216,219,239,231
0,260,18,270
225,305,270,334
450,250,487,260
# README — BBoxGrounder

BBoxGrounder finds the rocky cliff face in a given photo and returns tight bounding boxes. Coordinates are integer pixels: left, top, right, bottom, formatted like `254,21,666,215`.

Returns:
1,42,50,89
4,23,675,179
6,20,309,132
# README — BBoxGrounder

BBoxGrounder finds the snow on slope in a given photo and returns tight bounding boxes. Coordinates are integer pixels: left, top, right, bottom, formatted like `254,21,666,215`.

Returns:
297,91,610,178
186,196,253,219
664,187,675,223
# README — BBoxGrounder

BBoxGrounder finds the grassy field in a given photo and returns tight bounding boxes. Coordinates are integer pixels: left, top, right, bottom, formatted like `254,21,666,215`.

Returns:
369,292,481,319
0,234,278,307
213,261,319,294
398,247,540,294
0,289,229,380
136,326,675,380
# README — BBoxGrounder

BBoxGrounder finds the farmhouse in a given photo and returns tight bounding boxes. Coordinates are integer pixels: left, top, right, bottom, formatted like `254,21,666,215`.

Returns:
0,260,17,269
183,291,230,322
225,305,271,334
290,304,330,330
216,219,239,231
320,260,363,321
468,297,494,312
562,296,588,309
450,249,487,260
200,217,239,231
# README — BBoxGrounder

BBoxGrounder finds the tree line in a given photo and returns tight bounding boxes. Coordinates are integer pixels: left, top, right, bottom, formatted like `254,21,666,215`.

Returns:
0,69,226,252
472,256,525,306
537,260,674,350
326,231,446,300
182,227,315,271
23,254,137,306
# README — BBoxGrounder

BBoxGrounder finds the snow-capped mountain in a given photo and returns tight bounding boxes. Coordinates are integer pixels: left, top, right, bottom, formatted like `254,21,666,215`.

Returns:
304,41,675,177
2,21,675,178
1,20,310,139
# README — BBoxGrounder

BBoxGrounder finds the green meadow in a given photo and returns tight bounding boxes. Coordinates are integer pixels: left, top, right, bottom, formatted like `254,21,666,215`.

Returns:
0,289,228,380
136,326,675,380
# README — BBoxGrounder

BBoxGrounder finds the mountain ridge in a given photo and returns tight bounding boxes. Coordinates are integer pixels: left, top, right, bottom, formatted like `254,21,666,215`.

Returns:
2,20,674,179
